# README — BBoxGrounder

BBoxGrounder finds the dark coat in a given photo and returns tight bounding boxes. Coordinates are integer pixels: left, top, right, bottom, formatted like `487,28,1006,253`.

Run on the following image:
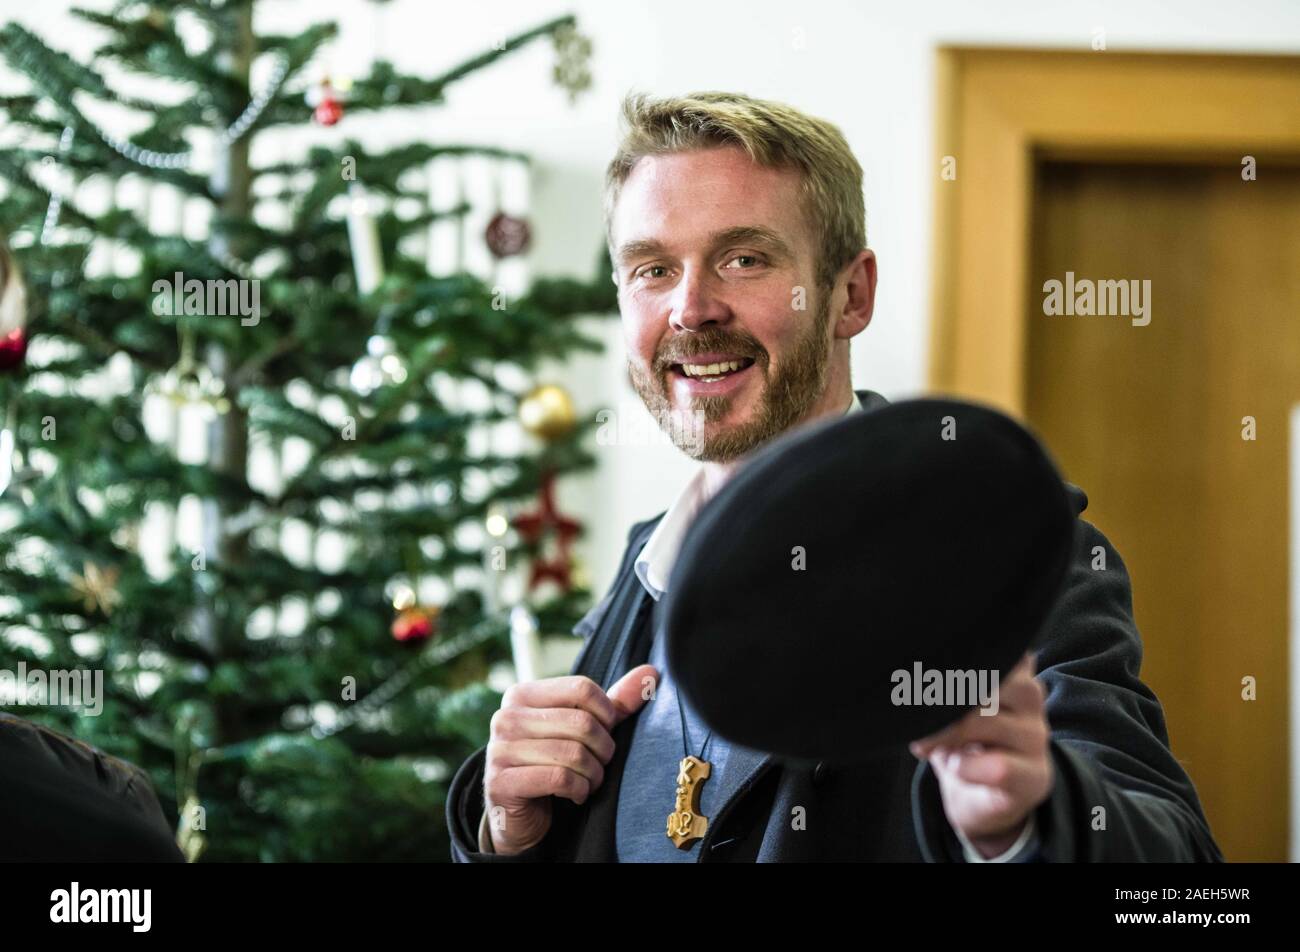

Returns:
0,713,183,861
446,389,1224,862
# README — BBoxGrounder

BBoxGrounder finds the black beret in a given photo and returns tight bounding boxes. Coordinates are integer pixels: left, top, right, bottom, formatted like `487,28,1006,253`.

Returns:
660,398,1075,764
0,714,184,861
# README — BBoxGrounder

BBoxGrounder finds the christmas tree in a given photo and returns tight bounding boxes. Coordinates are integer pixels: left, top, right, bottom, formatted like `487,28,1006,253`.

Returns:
0,2,614,861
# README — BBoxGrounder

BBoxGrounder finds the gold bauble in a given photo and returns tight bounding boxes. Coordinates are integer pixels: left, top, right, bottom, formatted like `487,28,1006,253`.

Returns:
519,384,576,442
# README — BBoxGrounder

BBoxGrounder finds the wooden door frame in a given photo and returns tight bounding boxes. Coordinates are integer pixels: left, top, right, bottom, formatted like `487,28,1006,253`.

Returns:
928,47,1300,414
930,47,1300,860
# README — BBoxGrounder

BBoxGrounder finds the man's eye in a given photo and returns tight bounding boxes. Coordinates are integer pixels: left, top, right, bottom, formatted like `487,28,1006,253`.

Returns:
637,265,669,280
724,254,764,269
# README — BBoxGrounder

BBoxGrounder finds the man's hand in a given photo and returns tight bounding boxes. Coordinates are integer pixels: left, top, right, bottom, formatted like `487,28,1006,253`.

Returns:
909,652,1053,859
482,664,658,856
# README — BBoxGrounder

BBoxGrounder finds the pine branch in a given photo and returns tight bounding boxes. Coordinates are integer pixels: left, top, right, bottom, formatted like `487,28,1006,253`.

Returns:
75,6,237,99
254,15,579,126
0,22,113,99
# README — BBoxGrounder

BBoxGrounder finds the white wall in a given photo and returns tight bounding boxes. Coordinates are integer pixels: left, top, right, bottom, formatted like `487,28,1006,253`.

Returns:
11,0,1300,604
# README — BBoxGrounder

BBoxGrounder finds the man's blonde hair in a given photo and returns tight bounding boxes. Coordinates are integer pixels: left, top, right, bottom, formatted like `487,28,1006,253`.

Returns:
604,91,866,291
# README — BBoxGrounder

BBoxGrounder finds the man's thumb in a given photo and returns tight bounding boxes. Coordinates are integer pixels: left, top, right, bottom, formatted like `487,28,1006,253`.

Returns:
607,664,659,725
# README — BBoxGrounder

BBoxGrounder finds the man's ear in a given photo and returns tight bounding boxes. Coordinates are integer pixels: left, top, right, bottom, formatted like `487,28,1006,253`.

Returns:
834,249,876,340
610,269,618,287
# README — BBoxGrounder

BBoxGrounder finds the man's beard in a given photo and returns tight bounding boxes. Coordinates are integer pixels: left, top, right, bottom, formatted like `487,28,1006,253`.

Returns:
627,289,834,463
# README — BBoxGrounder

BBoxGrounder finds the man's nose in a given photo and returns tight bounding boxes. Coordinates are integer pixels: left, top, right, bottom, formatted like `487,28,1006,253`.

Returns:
669,268,731,332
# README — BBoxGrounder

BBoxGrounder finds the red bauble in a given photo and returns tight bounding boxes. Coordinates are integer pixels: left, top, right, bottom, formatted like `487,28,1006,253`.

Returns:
314,96,344,126
391,606,437,643
485,212,531,259
0,327,27,372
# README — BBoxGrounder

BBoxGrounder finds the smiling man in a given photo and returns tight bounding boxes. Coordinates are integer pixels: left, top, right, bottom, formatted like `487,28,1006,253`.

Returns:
444,91,1222,863
611,98,873,493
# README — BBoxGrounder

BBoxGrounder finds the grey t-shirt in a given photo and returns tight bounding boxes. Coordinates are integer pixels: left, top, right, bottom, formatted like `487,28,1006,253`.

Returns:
615,619,734,862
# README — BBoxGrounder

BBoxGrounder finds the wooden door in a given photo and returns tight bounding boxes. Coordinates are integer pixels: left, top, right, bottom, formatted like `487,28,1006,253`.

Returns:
1025,160,1300,861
